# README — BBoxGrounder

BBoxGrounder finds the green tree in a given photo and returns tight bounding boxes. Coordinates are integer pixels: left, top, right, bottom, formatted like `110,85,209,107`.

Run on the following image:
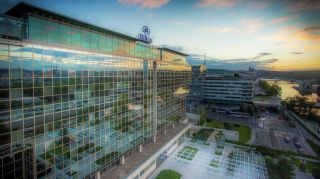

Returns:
277,158,295,179
259,80,282,96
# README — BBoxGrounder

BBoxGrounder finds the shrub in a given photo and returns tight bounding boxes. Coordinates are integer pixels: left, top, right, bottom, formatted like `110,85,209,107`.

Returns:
156,169,182,179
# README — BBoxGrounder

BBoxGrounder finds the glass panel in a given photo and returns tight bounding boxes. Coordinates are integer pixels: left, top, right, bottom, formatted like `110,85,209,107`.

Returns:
60,24,72,45
71,27,81,47
46,21,60,44
29,16,46,42
90,32,99,50
81,30,90,49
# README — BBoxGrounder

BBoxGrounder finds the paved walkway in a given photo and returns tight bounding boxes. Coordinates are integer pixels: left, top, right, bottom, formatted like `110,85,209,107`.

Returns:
101,122,188,179
294,170,314,179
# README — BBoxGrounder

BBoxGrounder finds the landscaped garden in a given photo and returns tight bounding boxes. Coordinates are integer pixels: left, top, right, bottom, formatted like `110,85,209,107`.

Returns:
204,119,251,143
176,146,198,161
156,169,182,179
150,139,269,179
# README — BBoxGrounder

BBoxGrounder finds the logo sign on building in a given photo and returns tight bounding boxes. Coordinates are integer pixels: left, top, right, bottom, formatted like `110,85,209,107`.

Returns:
138,26,152,43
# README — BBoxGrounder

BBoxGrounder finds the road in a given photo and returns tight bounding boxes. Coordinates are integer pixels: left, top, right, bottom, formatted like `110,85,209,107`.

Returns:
207,111,316,156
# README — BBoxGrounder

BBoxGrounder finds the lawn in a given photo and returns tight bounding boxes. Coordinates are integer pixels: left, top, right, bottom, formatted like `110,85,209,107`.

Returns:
306,139,320,156
205,120,224,128
235,125,251,143
156,169,182,179
205,120,251,143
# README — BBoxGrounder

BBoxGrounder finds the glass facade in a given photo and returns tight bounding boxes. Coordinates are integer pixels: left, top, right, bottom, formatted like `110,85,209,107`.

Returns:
0,11,191,179
28,16,161,61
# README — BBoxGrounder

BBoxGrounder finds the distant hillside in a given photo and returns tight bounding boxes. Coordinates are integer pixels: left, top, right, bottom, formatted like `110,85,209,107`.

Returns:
257,70,320,81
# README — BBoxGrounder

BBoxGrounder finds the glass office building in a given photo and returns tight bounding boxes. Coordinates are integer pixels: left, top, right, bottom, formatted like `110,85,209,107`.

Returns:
0,2,191,179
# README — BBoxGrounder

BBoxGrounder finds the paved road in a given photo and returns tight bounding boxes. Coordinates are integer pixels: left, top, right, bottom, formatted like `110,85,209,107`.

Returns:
254,113,316,156
207,111,316,156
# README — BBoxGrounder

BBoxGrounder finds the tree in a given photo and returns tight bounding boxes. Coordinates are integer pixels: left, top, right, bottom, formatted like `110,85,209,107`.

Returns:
277,158,295,179
270,84,282,96
259,80,282,96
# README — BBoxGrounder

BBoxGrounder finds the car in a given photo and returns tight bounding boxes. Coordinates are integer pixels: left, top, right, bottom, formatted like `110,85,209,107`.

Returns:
293,137,298,142
284,137,290,143
294,142,301,148
298,148,305,153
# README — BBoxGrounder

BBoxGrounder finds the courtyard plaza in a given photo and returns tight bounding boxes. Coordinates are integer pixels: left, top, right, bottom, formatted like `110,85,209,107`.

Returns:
149,138,268,179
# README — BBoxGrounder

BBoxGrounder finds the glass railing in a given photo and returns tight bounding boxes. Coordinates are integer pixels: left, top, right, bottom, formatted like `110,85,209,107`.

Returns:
0,14,24,40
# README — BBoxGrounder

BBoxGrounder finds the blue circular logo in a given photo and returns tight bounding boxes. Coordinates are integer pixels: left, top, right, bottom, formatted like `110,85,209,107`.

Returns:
142,26,150,35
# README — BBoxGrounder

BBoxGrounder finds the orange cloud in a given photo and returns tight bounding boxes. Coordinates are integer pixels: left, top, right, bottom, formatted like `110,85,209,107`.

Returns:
197,0,239,8
304,46,320,51
118,0,169,8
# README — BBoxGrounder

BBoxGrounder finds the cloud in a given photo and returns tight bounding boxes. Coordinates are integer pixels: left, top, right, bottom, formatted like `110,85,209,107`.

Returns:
286,0,320,11
304,46,320,51
118,0,170,8
291,52,304,55
187,53,278,70
253,52,273,59
258,58,279,65
172,20,191,26
200,25,236,33
304,26,320,32
196,0,239,8
241,18,264,33
270,15,297,24
258,25,320,47
248,1,272,10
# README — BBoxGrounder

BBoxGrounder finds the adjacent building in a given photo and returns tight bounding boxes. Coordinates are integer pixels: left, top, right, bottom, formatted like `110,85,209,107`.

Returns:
187,65,254,111
0,2,191,179
203,74,254,108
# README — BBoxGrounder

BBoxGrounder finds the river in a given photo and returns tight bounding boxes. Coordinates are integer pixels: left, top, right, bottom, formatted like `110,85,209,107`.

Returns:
264,79,319,102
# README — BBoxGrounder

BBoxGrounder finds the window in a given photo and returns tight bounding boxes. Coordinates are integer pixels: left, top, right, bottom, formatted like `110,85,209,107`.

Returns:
60,24,72,45
29,16,46,42
46,21,60,44
90,32,99,50
81,30,91,49
72,27,81,47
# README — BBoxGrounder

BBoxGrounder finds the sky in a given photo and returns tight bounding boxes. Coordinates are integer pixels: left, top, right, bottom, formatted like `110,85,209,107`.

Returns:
1,0,320,71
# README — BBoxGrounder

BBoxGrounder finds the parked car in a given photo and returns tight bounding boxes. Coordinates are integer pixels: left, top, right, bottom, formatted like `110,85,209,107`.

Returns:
298,148,305,153
293,137,298,142
294,142,301,148
284,137,290,143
